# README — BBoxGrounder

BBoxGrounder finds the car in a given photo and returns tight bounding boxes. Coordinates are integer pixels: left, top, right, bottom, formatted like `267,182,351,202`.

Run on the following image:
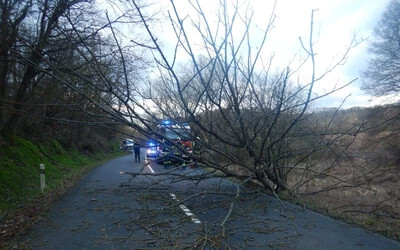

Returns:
146,142,158,158
122,139,134,150
126,141,134,150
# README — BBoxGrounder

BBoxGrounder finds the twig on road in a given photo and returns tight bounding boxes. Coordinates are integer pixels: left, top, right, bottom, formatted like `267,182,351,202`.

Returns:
220,177,252,237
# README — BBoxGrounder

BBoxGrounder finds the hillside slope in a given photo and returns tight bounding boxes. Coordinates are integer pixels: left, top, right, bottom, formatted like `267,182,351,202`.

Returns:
0,135,123,244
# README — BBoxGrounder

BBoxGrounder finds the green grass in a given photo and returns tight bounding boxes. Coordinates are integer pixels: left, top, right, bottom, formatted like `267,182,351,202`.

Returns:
0,136,123,215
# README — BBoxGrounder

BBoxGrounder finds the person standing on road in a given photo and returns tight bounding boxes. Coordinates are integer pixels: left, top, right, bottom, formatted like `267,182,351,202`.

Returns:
134,140,141,162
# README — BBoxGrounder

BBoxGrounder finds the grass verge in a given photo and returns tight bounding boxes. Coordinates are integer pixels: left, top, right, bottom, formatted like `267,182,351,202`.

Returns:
0,135,125,248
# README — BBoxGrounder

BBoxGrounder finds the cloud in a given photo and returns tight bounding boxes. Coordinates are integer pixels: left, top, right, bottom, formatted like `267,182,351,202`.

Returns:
148,0,392,108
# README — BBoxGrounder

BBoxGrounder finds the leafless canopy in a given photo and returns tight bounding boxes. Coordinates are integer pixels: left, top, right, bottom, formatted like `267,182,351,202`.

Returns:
127,0,360,193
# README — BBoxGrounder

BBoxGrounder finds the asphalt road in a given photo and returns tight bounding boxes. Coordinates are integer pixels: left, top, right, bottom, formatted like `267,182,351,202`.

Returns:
20,151,400,249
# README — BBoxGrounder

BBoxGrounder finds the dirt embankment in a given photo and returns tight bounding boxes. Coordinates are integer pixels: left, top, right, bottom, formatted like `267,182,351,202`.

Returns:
287,131,400,240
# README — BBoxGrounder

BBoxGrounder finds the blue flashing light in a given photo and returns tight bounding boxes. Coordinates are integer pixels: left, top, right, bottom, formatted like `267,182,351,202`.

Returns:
148,142,155,147
162,120,171,125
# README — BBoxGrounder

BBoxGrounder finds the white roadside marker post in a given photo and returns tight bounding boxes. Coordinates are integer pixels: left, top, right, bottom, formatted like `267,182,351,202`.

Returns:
39,164,45,192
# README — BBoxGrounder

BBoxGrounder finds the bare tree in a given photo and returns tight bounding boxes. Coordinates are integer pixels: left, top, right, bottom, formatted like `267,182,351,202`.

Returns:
0,0,32,126
3,0,399,245
0,0,149,149
362,0,400,97
0,0,365,198
128,0,360,195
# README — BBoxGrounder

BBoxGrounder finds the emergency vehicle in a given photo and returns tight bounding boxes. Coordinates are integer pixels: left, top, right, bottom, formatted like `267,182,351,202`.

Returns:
154,120,193,165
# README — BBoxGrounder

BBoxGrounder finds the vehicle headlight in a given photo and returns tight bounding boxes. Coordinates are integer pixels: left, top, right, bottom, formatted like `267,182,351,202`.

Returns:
147,149,151,154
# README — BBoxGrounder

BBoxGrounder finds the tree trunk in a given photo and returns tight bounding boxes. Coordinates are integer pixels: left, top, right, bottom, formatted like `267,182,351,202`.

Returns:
4,51,42,133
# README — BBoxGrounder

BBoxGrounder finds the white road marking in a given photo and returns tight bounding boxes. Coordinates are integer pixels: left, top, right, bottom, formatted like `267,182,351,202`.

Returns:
170,193,201,224
144,158,155,173
148,165,155,173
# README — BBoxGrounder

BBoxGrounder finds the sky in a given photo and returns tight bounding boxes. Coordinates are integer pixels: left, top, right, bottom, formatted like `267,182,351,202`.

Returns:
151,0,393,109
283,0,392,108
115,0,393,110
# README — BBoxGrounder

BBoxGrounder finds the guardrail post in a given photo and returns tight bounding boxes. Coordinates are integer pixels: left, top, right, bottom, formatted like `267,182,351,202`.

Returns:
39,164,45,192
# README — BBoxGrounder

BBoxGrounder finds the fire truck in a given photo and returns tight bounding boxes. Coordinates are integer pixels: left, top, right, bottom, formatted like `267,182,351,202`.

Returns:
154,120,193,165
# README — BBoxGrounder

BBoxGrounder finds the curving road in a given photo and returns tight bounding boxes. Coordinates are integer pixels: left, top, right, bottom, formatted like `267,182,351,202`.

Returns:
20,151,400,249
